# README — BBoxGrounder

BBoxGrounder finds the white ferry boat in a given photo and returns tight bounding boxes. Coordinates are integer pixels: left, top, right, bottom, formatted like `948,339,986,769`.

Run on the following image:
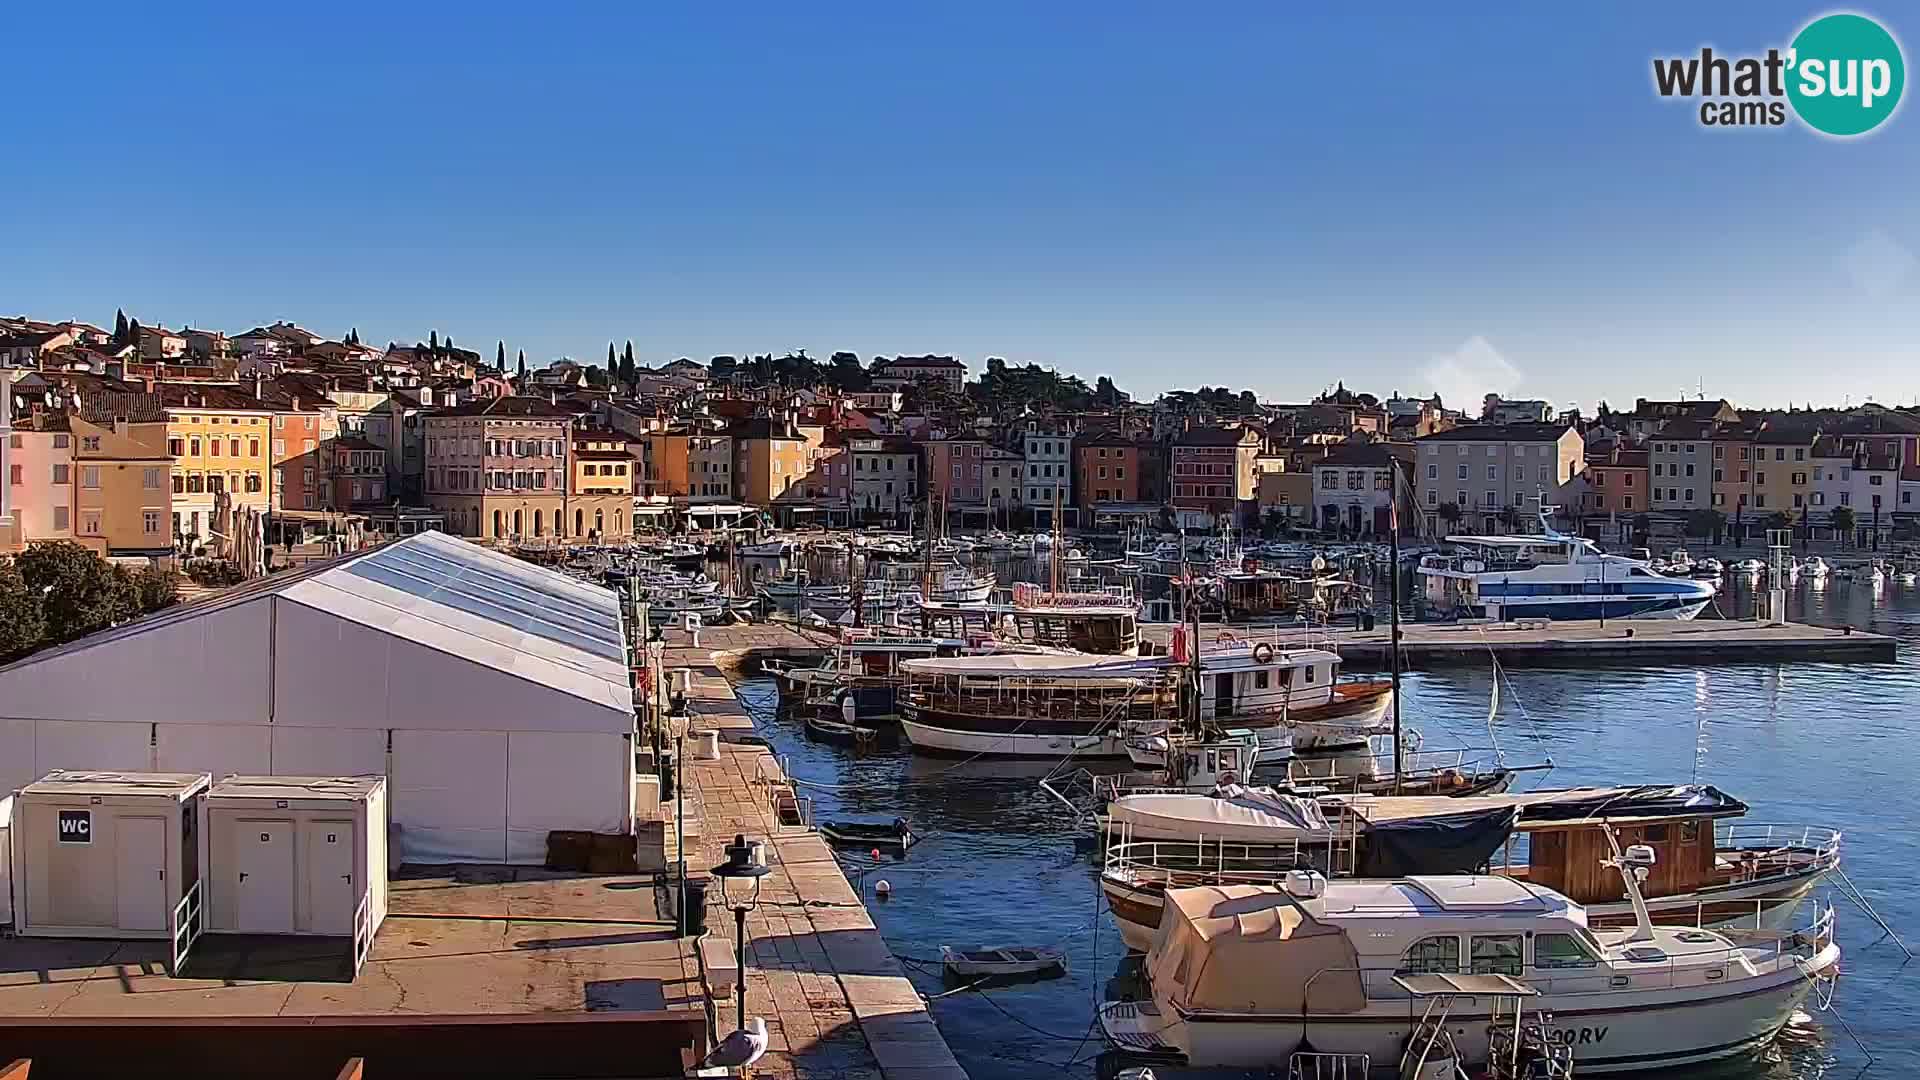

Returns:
1418,513,1713,621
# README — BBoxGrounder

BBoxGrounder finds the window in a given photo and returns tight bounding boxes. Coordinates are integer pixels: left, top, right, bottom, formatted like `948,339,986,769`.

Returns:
211,438,222,457
53,506,68,531
1792,472,1806,485
1426,488,1437,506
1870,473,1886,486
1686,443,1697,454
1470,934,1524,976
1774,448,1785,461
1486,464,1497,481
169,438,184,456
82,436,102,452
144,467,164,489
1397,935,1461,975
1623,495,1634,509
1684,463,1695,477
1684,488,1694,502
1456,490,1467,507
81,466,101,489
190,437,202,455
144,510,162,534
1623,474,1633,487
1116,466,1125,479
51,463,69,485
1254,669,1269,689
1427,463,1438,479
1456,463,1468,480
229,438,241,457
1756,494,1768,508
1756,471,1765,485
1538,465,1550,483
1795,447,1806,461
82,511,101,536
1533,933,1598,969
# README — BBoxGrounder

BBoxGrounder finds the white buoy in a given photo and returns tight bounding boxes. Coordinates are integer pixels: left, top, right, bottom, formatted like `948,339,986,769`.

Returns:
874,879,892,898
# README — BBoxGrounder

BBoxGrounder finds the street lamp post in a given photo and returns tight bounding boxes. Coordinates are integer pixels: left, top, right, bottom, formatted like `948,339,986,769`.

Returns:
711,833,771,1032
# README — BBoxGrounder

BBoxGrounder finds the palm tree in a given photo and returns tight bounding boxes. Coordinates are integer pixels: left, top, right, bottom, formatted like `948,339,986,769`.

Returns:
1830,506,1856,548
1321,503,1340,536
1631,513,1652,549
1437,502,1463,531
1498,505,1523,533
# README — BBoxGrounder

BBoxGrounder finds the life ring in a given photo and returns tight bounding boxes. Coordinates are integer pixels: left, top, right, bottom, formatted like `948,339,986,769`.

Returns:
1252,642,1276,664
1216,631,1239,645
1216,770,1239,787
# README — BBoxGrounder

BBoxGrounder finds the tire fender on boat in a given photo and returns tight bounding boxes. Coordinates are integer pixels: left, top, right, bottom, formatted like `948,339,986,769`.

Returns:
1252,642,1275,664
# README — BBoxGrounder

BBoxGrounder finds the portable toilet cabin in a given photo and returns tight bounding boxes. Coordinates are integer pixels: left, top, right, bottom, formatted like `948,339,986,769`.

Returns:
0,794,13,930
8,771,210,962
201,776,388,968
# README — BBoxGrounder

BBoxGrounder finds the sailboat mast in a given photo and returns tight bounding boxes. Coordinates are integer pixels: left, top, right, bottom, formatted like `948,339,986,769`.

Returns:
1390,463,1405,792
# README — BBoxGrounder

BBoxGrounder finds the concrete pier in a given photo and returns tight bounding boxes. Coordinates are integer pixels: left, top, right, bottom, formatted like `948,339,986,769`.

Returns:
659,627,967,1080
1142,617,1896,666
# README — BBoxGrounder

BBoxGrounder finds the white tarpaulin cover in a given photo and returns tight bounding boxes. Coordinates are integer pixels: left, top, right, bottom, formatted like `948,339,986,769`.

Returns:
1109,787,1332,844
0,532,636,865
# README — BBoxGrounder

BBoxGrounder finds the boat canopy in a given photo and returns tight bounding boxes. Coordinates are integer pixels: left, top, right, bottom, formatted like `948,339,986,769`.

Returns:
1353,806,1519,878
1150,885,1366,1015
1110,787,1330,844
1341,784,1747,830
900,653,1172,679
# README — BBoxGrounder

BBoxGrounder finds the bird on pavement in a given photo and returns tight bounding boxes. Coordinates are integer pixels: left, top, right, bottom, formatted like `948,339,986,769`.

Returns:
700,1016,769,1075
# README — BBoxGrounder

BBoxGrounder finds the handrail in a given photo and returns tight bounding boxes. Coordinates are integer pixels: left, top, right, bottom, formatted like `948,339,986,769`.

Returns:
169,880,203,975
352,891,374,975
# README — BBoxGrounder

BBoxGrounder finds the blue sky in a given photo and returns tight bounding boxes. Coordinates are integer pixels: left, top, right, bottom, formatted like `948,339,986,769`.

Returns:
4,3,1915,409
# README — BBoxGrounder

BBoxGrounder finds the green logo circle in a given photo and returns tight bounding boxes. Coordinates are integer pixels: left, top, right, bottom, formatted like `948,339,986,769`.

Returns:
1787,13,1905,136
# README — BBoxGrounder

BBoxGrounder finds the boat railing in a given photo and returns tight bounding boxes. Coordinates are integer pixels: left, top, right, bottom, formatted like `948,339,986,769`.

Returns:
1714,822,1844,867
1288,1051,1370,1080
1104,835,1355,883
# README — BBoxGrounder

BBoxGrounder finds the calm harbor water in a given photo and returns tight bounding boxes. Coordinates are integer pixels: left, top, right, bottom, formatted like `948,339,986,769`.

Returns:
735,561,1920,1079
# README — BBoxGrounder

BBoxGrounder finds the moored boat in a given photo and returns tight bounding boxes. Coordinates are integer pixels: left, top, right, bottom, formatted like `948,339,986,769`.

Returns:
1099,849,1839,1073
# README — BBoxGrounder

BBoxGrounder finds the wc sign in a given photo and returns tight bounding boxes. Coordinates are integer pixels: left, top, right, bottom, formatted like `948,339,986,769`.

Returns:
57,809,92,844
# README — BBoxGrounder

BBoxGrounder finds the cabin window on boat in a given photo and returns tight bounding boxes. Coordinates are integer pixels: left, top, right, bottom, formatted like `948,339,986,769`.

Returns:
1304,665,1317,684
1469,934,1525,977
1531,932,1600,970
1396,935,1462,975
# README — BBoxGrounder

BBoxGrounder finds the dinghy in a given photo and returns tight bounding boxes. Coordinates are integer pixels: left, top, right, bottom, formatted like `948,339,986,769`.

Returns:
940,944,1068,978
819,817,917,850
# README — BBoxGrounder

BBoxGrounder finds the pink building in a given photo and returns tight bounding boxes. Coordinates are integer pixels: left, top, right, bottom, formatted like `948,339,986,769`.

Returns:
7,412,73,542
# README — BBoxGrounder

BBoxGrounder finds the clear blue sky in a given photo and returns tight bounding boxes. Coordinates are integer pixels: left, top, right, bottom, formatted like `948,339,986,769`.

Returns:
5,3,1915,409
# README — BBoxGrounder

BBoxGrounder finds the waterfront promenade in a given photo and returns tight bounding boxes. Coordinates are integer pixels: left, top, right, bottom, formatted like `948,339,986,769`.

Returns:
661,623,968,1080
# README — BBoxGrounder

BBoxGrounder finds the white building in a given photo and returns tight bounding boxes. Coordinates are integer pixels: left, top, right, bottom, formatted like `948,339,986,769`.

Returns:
1023,419,1074,519
1311,445,1409,536
0,531,635,865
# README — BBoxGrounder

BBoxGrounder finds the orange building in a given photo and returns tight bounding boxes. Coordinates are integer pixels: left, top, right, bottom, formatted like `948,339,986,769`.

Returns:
71,392,174,557
1074,430,1146,509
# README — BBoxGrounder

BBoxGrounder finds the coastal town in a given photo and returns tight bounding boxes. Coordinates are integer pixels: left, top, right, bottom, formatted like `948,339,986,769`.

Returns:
4,312,1919,577
0,308,1905,1080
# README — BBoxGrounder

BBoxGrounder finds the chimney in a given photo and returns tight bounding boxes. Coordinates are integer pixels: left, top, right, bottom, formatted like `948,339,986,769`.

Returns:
141,375,154,393
292,394,301,412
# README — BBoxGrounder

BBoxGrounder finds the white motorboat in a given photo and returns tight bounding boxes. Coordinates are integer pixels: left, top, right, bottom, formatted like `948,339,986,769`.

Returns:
1731,558,1766,576
1666,547,1696,575
1419,507,1713,620
1801,556,1831,579
1100,841,1840,1074
738,539,792,558
941,945,1067,978
1694,557,1724,577
1098,787,1840,952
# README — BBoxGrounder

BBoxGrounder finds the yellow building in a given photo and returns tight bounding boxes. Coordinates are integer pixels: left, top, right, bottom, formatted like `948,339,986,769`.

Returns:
732,417,810,507
159,384,273,547
569,428,634,540
71,393,174,557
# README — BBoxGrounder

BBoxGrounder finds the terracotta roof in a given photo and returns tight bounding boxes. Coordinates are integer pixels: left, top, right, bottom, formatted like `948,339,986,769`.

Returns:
79,392,169,426
1417,422,1572,442
1175,425,1257,447
428,395,572,419
155,383,271,411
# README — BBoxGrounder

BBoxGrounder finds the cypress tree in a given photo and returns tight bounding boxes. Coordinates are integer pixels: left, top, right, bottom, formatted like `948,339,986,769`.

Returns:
517,349,527,383
114,309,129,343
607,342,616,369
621,341,636,385
497,341,506,369
429,330,439,353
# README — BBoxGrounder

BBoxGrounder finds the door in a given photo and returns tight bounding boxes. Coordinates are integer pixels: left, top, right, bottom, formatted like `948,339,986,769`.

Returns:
115,816,168,932
305,819,357,935
1214,673,1236,717
236,820,295,933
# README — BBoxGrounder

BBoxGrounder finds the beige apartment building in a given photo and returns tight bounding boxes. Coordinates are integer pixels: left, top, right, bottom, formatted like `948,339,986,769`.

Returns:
1415,422,1585,534
424,396,571,540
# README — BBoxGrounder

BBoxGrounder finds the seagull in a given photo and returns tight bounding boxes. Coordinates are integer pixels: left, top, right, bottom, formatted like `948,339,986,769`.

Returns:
699,1016,768,1075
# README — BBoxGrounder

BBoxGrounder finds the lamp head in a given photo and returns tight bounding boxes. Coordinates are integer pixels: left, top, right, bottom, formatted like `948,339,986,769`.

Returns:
712,834,771,881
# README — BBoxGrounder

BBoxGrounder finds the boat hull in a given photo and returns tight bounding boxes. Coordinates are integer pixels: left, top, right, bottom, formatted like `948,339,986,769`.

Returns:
899,717,1132,758
1103,945,1836,1073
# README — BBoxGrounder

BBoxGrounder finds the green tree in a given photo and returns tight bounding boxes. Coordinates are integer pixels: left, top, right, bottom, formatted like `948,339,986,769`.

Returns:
429,329,438,353
1437,502,1463,530
113,309,129,343
517,349,527,382
620,341,637,386
1830,505,1856,547
1631,513,1652,548
15,542,138,646
129,565,180,613
497,341,506,369
127,317,143,346
607,342,617,370
1684,508,1726,543
347,327,360,345
0,557,47,662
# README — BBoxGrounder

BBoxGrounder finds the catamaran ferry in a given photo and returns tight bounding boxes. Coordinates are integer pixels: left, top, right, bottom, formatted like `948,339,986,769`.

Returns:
1418,516,1714,621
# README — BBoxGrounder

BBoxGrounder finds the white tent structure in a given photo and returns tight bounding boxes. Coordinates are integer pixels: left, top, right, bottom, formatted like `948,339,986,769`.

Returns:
0,531,635,865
